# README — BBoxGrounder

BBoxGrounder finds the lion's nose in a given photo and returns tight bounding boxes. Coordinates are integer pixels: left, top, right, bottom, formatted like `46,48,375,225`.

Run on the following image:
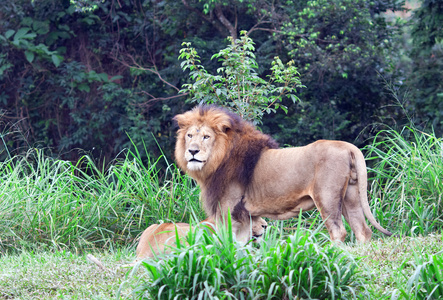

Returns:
189,149,200,156
262,224,267,230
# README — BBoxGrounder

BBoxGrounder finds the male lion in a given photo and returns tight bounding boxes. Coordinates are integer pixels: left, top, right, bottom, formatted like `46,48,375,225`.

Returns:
135,217,267,260
174,105,392,243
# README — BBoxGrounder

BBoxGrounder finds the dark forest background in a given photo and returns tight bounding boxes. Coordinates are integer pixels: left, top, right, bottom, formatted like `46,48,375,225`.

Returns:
1,0,442,164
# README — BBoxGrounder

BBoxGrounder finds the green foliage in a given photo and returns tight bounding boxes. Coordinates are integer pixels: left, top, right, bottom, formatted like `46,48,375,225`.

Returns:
408,0,443,135
2,27,64,67
0,0,418,163
130,218,365,299
179,31,303,124
0,4,70,68
283,0,398,77
251,228,364,299
0,0,436,166
398,250,443,299
0,0,184,163
270,0,401,146
365,126,443,237
0,146,203,251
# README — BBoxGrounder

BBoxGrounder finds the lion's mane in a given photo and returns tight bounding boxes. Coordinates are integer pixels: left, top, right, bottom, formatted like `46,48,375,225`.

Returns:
174,105,278,216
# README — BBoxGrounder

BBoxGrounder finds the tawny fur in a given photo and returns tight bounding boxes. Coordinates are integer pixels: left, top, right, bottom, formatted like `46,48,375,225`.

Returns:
174,105,392,243
135,222,193,260
135,217,267,261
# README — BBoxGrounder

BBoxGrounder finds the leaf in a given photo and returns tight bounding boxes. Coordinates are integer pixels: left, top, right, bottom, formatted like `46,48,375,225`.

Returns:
66,5,76,15
80,16,97,25
5,30,15,39
24,50,35,63
97,72,109,82
35,43,52,55
33,20,50,35
109,75,123,82
21,17,33,26
51,54,63,67
77,83,90,92
58,24,70,32
0,63,13,76
13,28,36,41
14,28,30,41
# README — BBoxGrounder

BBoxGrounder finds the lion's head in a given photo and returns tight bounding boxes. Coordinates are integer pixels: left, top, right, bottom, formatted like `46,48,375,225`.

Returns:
174,105,236,180
174,105,278,216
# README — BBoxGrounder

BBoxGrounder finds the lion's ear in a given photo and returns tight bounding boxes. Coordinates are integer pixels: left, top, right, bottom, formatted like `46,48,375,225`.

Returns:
215,118,232,134
173,113,188,129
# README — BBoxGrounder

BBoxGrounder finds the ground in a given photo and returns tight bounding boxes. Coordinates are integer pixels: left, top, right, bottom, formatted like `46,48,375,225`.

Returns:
0,234,441,299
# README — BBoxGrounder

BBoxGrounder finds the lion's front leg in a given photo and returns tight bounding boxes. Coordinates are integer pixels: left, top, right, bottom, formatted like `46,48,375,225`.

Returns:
231,219,251,244
212,212,250,244
214,210,267,244
231,216,267,244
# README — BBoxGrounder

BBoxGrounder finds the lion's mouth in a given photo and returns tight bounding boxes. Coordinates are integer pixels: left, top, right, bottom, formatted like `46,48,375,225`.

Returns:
252,233,263,240
189,158,203,163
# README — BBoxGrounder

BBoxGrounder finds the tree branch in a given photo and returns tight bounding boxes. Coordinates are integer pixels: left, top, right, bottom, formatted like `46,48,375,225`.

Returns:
214,5,237,40
181,0,229,37
110,53,185,108
112,53,180,92
135,92,188,108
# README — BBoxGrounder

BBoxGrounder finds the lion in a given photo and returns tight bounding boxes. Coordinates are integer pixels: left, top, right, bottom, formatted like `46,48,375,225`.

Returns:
135,217,267,261
173,105,392,243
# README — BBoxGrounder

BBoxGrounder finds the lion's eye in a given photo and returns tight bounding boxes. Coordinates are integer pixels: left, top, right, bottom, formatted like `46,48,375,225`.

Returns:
187,134,193,138
203,135,210,140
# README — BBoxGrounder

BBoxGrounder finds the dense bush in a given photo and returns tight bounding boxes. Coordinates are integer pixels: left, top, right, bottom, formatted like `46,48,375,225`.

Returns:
0,0,412,163
408,0,443,135
264,0,404,147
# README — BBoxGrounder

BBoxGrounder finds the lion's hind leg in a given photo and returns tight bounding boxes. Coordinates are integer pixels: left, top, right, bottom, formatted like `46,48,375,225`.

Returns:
322,212,347,242
313,180,348,242
342,184,372,242
315,196,347,242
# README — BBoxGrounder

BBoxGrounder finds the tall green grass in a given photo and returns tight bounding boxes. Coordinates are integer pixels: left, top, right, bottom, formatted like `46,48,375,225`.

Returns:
365,126,443,237
399,250,443,299
3,124,441,252
0,147,204,252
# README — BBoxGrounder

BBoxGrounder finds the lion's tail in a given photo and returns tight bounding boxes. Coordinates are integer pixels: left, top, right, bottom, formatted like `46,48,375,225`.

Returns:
352,150,393,237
